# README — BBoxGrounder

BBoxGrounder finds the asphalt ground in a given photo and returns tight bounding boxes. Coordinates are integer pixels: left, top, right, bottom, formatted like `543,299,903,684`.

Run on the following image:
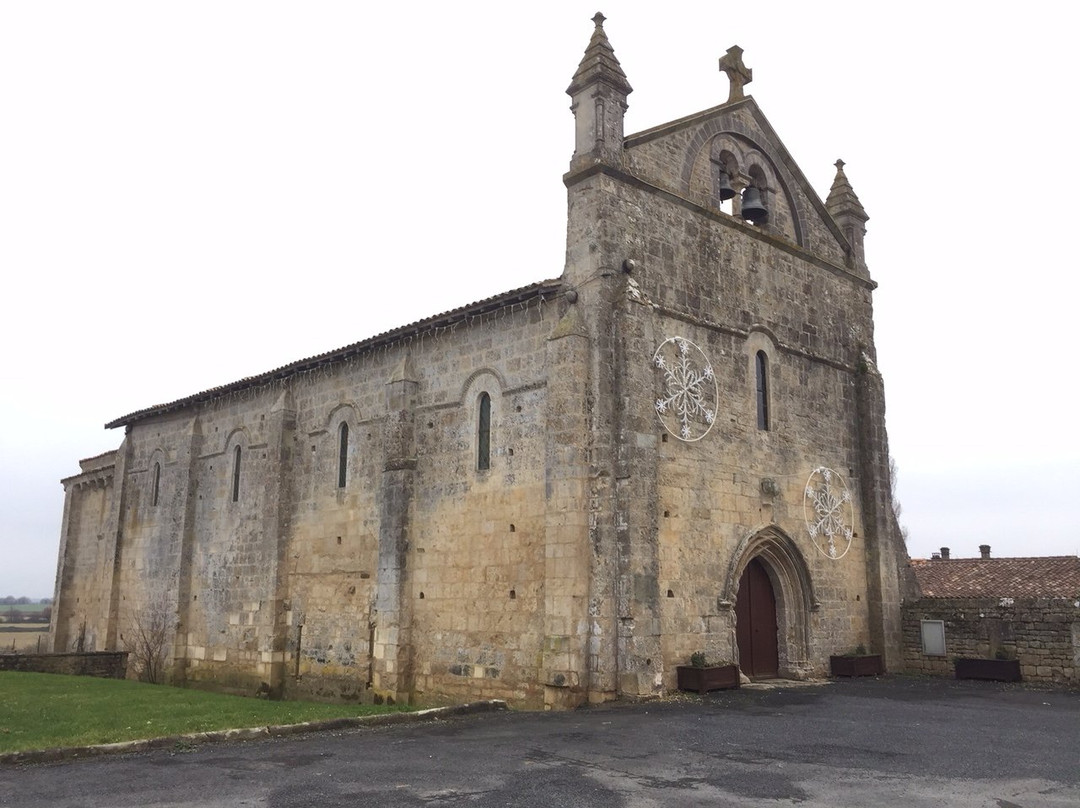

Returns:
2,676,1077,807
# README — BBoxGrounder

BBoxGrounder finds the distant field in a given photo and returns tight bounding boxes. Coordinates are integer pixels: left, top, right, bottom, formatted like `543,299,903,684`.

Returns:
0,602,50,618
0,626,49,653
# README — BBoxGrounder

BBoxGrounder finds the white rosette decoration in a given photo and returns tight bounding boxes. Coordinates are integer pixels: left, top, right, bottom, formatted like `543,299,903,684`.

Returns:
804,466,854,559
653,337,718,442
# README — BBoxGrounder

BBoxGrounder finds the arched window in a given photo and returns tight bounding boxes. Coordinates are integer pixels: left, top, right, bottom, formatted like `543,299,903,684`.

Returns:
337,422,349,489
755,351,770,431
151,462,161,507
743,164,769,226
477,392,491,471
231,445,242,502
711,149,738,215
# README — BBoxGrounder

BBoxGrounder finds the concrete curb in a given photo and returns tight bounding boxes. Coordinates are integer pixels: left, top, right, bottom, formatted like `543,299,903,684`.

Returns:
0,699,508,766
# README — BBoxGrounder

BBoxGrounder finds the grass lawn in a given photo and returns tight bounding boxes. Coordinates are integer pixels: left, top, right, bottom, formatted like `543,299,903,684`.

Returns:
0,671,414,754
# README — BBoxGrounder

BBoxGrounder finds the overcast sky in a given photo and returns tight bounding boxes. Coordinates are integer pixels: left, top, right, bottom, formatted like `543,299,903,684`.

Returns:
2,2,1077,598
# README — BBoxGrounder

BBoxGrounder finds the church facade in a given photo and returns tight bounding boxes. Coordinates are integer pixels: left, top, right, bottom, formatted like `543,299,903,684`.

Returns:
50,16,910,709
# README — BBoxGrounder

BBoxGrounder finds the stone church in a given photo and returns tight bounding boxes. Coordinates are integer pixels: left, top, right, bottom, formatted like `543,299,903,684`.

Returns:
50,15,910,709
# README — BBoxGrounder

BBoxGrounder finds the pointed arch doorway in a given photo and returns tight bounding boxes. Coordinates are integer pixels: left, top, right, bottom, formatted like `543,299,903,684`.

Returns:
735,557,779,679
723,527,817,680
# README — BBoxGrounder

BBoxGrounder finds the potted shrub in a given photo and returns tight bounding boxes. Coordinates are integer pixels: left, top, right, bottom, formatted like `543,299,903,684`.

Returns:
829,644,885,677
676,652,740,694
954,649,1022,682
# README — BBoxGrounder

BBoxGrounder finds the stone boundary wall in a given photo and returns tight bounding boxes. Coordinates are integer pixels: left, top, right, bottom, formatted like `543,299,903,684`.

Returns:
0,651,128,679
902,597,1079,686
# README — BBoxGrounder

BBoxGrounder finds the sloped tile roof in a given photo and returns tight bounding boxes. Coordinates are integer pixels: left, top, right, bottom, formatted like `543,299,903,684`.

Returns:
105,278,563,429
910,556,1080,599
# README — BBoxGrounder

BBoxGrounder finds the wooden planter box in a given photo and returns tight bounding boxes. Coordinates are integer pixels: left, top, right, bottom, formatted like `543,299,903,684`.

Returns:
829,654,884,677
676,664,741,694
954,657,1022,682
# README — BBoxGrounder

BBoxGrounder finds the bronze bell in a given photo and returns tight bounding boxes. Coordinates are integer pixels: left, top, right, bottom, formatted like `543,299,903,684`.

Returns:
716,170,736,201
741,185,767,223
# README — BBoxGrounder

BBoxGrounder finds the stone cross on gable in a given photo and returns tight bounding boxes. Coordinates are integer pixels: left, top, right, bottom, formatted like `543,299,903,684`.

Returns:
719,45,752,103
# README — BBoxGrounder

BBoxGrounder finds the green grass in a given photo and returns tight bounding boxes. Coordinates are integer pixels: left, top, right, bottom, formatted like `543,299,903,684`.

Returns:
0,671,414,754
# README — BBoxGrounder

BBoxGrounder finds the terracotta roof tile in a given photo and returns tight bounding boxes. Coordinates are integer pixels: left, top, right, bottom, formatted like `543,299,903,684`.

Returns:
910,556,1080,599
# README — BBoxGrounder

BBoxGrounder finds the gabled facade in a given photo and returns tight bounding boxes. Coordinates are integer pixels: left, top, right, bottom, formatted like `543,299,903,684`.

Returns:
51,16,910,708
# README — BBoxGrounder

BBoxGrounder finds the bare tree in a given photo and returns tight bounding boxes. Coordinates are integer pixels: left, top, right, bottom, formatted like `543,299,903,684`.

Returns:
122,592,173,684
889,456,910,544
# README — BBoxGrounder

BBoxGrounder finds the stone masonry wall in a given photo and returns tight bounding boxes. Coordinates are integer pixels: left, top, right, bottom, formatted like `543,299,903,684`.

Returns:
563,161,884,688
616,92,903,684
113,414,192,682
283,352,392,702
52,455,118,654
70,292,564,707
406,303,553,706
176,394,285,695
624,101,849,270
902,597,1079,686
0,651,128,679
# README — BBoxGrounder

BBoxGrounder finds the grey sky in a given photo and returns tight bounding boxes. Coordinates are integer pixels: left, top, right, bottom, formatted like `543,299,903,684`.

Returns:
2,1,1077,597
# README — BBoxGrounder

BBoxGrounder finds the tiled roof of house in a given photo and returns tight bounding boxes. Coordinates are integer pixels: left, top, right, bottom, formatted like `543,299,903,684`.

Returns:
910,555,1080,599
105,278,563,429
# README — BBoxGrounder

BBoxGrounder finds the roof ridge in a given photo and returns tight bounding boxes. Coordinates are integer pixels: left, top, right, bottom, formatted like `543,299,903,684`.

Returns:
911,555,1079,562
105,278,563,429
910,554,1080,599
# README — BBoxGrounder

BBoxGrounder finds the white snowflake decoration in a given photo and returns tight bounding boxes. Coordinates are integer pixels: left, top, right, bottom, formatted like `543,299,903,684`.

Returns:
804,467,854,559
653,337,718,442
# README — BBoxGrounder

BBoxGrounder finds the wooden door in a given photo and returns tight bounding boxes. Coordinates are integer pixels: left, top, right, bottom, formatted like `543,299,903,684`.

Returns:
735,558,779,679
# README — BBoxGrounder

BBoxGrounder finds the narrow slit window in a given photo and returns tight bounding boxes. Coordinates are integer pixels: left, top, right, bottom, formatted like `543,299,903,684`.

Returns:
232,445,242,502
151,462,161,507
755,351,770,431
477,392,491,471
337,422,349,489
